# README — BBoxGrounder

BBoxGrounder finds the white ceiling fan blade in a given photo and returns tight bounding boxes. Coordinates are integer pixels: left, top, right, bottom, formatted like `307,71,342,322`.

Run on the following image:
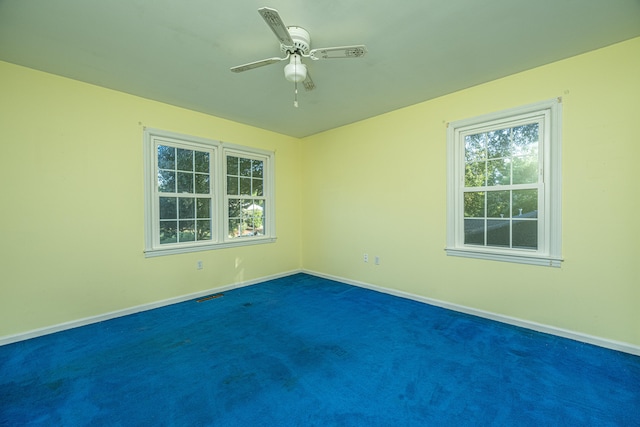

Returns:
302,71,315,91
258,7,294,48
230,56,287,73
309,45,367,60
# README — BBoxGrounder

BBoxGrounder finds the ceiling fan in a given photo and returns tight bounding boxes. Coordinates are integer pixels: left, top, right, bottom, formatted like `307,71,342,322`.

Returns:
230,7,367,106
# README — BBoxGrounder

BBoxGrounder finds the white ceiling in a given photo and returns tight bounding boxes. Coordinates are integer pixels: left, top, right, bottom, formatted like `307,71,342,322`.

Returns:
1,0,639,138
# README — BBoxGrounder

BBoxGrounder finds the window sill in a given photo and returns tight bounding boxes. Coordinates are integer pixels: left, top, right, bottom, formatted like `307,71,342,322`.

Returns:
145,237,277,258
445,247,563,267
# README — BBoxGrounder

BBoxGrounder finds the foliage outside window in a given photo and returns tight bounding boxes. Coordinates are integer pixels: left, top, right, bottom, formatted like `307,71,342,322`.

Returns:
157,145,213,245
446,99,562,267
144,129,275,257
226,153,266,239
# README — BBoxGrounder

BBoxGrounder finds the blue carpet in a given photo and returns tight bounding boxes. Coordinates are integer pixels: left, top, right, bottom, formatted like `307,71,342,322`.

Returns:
1,273,639,426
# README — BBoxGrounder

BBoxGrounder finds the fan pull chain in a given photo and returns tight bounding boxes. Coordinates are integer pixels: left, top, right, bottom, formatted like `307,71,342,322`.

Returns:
293,57,299,107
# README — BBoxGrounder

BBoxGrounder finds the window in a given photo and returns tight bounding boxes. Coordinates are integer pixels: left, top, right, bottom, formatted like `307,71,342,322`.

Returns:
144,128,275,257
446,99,562,267
156,144,214,245
225,152,266,238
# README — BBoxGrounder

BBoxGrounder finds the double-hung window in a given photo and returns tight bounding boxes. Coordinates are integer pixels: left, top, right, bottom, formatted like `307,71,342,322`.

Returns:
225,151,267,239
144,128,275,257
156,142,215,246
446,99,562,267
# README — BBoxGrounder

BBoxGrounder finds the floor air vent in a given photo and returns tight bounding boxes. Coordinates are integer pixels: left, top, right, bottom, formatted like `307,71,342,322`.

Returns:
197,293,223,303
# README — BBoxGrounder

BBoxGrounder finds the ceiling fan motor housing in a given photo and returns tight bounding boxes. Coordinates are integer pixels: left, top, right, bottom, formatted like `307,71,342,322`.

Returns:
281,26,310,55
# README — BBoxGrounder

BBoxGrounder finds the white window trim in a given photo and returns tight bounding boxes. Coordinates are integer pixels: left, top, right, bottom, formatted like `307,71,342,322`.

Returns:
445,99,563,267
143,128,276,257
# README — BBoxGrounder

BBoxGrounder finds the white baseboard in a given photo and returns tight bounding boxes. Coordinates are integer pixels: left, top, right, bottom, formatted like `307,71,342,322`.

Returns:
4,269,639,357
0,269,302,347
303,269,640,357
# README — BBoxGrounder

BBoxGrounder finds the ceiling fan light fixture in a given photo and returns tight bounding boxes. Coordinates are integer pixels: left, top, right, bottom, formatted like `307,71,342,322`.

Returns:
284,54,307,83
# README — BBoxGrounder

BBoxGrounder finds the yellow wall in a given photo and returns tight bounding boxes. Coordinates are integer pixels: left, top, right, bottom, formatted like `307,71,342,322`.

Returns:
0,61,301,337
2,37,639,347
301,37,640,346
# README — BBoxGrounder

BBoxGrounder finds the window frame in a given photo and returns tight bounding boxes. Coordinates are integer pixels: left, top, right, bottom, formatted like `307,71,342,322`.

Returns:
223,148,272,242
143,128,276,257
154,138,218,248
445,99,563,267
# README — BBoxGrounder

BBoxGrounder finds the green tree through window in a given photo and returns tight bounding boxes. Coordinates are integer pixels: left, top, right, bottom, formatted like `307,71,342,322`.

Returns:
463,123,539,249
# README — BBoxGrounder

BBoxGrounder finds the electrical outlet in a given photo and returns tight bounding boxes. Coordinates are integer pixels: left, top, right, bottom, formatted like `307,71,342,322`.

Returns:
197,261,203,270
374,256,380,265
363,253,369,263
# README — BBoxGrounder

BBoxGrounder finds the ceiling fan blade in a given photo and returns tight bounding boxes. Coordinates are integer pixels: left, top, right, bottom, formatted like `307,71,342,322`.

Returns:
258,7,294,48
302,71,315,91
309,45,367,60
230,56,287,73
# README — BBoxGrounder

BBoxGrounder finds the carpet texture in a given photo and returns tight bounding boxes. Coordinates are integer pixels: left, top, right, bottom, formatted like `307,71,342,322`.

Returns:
1,273,639,426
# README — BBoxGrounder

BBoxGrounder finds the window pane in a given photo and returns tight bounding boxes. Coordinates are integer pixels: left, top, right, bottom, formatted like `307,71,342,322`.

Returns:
512,123,539,154
253,178,263,196
487,158,511,186
157,145,175,169
252,160,264,178
465,162,486,187
487,220,510,247
465,133,485,163
179,197,195,219
239,198,250,211
227,176,239,195
179,220,195,242
256,200,265,235
177,172,193,193
487,191,510,218
228,199,241,218
159,221,177,244
194,151,209,173
159,197,177,219
195,174,210,194
243,199,264,235
464,219,484,245
228,219,241,238
513,190,537,218
464,192,485,217
239,158,252,177
512,156,538,185
227,156,239,175
196,198,210,218
197,220,212,241
158,170,176,193
239,177,251,195
513,220,538,249
177,149,193,171
487,128,511,159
